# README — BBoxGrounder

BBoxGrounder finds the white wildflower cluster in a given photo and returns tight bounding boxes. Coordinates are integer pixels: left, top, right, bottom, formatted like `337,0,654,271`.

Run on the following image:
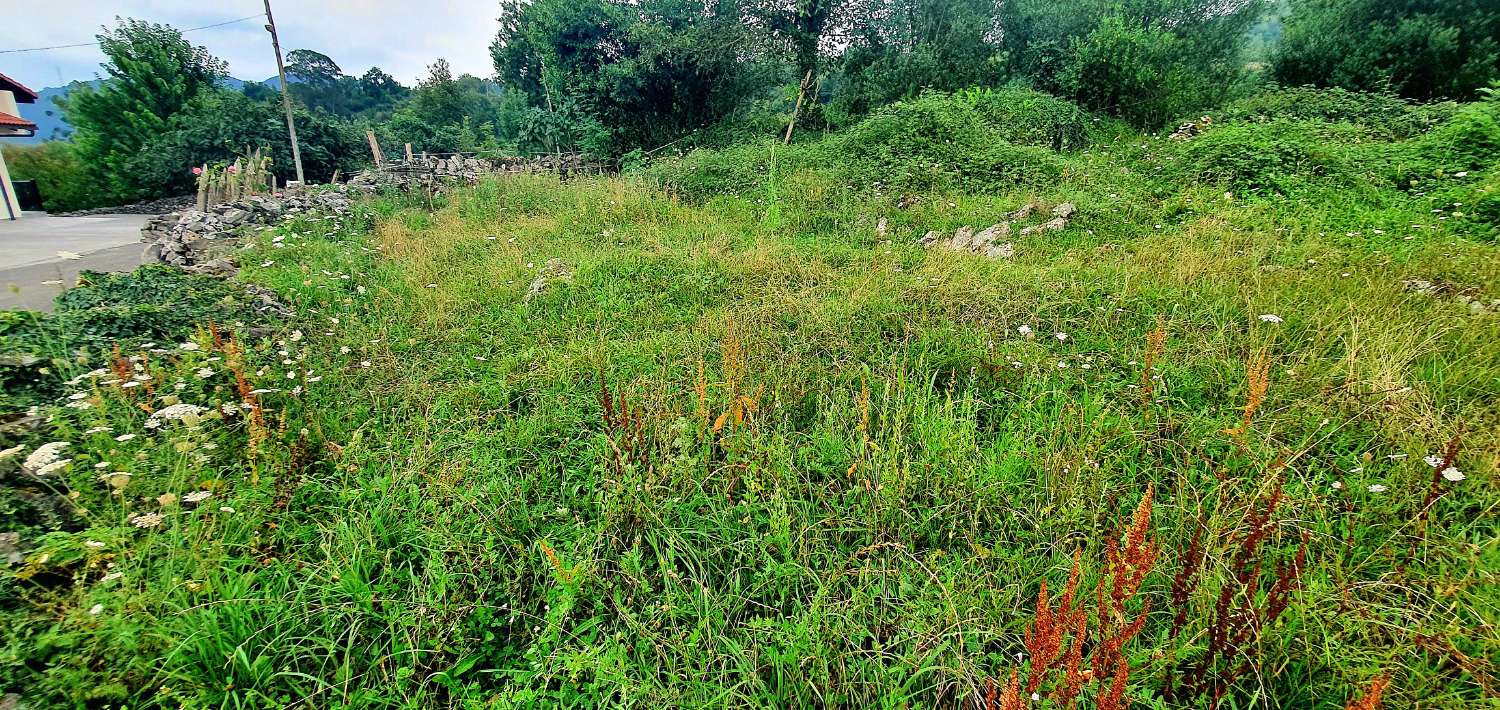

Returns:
182,490,213,505
23,441,72,475
147,403,208,428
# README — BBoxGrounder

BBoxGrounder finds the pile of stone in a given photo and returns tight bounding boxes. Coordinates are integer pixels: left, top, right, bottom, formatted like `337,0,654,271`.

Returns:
346,153,602,192
141,190,355,270
1169,116,1213,141
1402,278,1499,315
56,194,195,217
919,202,1077,259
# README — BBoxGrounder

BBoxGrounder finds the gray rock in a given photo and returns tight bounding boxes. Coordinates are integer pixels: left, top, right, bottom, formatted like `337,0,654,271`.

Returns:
985,242,1015,259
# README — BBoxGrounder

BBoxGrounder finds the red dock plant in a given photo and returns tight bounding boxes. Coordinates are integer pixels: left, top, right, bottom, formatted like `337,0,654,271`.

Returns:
598,374,652,476
1344,673,1390,710
1164,485,1309,707
997,487,1158,710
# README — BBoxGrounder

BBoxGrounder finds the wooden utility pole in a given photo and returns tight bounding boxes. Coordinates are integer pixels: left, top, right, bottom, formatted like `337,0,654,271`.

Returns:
263,0,305,185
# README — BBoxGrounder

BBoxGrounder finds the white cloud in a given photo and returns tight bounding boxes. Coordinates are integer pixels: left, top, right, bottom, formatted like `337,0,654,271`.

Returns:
1,1,501,90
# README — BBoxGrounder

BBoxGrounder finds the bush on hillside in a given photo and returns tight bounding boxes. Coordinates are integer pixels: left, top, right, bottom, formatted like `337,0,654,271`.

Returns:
1377,88,1500,189
639,138,810,201
643,92,1067,200
1215,86,1458,139
1170,120,1358,196
827,93,1063,193
958,86,1098,151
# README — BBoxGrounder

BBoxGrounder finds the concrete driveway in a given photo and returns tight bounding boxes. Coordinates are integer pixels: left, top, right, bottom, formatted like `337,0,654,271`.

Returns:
0,212,151,312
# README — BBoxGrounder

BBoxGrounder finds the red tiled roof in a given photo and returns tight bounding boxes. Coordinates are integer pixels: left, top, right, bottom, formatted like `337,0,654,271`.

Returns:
0,72,38,102
0,111,37,130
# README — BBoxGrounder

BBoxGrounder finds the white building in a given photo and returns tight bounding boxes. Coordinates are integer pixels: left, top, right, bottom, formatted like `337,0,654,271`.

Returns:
0,72,40,220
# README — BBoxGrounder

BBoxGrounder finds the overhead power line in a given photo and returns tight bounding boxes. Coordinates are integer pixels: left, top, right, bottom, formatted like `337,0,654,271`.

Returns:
0,14,264,55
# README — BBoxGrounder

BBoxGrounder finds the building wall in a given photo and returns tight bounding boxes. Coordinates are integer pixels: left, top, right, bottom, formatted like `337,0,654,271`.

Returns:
0,145,19,219
0,90,21,218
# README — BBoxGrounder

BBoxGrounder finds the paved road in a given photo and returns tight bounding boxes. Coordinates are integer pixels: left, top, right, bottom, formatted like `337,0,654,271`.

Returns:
0,212,151,312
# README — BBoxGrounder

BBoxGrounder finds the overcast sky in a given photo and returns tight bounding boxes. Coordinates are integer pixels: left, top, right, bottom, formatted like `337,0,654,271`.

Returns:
0,1,502,90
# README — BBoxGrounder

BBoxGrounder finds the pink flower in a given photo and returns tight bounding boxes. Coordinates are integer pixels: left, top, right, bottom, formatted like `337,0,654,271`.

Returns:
192,166,203,176
227,165,238,174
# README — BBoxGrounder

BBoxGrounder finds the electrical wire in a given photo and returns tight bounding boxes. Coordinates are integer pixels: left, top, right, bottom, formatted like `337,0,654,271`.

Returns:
0,14,264,55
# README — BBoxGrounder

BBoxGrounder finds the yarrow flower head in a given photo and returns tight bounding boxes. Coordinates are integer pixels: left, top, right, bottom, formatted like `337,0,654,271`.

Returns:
1258,314,1283,323
130,512,164,529
23,441,70,474
182,490,213,504
1441,466,1465,482
1423,454,1445,468
1367,484,1387,493
1018,325,1034,337
148,403,207,427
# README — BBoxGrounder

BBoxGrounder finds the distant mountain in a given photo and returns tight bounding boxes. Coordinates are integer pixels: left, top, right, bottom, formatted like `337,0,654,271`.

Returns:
12,76,280,145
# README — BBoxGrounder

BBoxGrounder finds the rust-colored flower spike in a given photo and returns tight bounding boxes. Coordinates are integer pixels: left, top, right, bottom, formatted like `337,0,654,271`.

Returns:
1110,485,1158,612
1024,550,1085,694
1345,674,1390,710
998,668,1025,710
1053,610,1088,710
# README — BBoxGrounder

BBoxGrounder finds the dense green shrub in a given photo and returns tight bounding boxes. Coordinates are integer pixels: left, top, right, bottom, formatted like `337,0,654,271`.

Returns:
1376,92,1500,189
2,142,105,212
1215,86,1458,139
643,93,1065,200
640,139,795,202
1169,120,1357,196
1272,0,1500,102
826,93,1063,192
959,86,1099,151
130,90,365,198
999,1,1263,129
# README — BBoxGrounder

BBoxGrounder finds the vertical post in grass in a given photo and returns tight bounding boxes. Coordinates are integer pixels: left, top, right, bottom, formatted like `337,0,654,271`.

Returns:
367,130,385,167
783,70,813,145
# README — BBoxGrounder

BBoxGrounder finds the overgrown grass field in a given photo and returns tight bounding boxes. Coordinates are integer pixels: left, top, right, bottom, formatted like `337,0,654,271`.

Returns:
3,88,1496,707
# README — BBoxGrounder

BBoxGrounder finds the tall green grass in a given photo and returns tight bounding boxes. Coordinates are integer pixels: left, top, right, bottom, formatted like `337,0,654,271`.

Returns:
2,87,1497,708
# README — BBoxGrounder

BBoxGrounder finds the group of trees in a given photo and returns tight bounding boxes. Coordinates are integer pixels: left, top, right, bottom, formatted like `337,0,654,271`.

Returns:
8,0,1498,210
15,20,538,209
491,0,1498,155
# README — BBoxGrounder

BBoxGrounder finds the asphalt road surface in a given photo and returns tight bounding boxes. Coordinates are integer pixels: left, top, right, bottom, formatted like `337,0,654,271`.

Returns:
0,212,150,312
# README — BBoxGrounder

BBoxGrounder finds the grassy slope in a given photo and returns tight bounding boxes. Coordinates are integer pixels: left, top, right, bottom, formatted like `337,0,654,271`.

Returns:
5,125,1497,706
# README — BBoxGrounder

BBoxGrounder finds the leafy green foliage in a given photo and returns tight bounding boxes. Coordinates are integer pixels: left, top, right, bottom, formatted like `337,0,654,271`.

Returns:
494,0,774,154
1377,89,1500,190
1,142,101,212
960,86,1101,151
1168,120,1358,196
127,89,363,194
58,19,227,204
824,0,1004,124
0,267,263,413
1273,0,1500,101
1215,85,1458,139
645,91,1070,200
998,0,1266,128
829,93,1064,192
